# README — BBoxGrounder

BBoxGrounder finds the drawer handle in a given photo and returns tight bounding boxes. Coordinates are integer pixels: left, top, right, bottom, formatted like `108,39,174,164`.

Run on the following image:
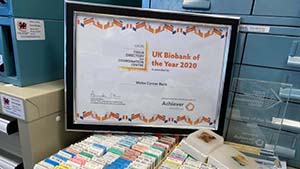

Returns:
0,117,9,133
287,41,300,67
279,88,300,100
182,0,211,10
0,114,18,135
287,55,300,67
0,150,23,169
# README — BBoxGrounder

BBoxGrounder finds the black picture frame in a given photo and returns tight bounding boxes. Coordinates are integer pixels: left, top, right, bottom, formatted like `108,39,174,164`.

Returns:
65,1,239,135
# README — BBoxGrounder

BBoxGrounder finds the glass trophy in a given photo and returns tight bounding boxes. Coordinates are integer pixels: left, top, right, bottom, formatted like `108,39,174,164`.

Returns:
225,78,293,168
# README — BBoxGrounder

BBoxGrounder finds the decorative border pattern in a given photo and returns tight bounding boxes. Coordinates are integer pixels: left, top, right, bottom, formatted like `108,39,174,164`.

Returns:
77,17,227,39
77,111,216,126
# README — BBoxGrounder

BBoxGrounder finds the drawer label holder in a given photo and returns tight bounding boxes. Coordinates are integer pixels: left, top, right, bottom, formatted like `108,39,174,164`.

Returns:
239,25,270,33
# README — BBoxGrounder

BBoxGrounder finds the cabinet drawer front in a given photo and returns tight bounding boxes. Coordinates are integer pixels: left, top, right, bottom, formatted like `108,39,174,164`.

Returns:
150,0,253,14
229,100,300,133
243,34,300,71
226,120,276,147
253,0,300,18
285,103,300,123
230,100,287,129
226,120,300,167
239,65,300,102
275,131,299,160
0,132,21,159
274,103,300,134
277,103,300,135
239,65,300,87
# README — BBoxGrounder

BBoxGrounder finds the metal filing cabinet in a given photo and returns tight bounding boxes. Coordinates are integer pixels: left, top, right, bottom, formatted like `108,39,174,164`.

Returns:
0,0,64,86
0,114,21,169
143,0,300,167
236,26,300,167
0,80,87,169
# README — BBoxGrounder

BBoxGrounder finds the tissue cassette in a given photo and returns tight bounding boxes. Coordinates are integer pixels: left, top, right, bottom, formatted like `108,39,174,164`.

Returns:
159,140,218,169
35,134,221,169
208,145,258,169
181,129,224,162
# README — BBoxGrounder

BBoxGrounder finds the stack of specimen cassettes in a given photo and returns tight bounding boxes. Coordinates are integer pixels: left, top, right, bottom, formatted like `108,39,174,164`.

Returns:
34,134,178,169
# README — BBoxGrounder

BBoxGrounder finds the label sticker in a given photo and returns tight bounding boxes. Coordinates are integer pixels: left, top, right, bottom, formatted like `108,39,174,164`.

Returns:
14,18,45,40
0,118,8,133
239,25,270,33
0,94,25,120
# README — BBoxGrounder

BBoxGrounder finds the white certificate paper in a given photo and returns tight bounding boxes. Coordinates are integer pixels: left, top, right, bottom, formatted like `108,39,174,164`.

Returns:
75,13,231,129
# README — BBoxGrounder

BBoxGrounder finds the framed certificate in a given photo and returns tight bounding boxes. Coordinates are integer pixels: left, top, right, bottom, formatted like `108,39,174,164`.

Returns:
65,1,239,134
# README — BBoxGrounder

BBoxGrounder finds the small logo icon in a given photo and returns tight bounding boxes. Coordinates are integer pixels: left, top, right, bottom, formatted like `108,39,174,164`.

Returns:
3,97,9,105
18,21,27,32
185,102,195,111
